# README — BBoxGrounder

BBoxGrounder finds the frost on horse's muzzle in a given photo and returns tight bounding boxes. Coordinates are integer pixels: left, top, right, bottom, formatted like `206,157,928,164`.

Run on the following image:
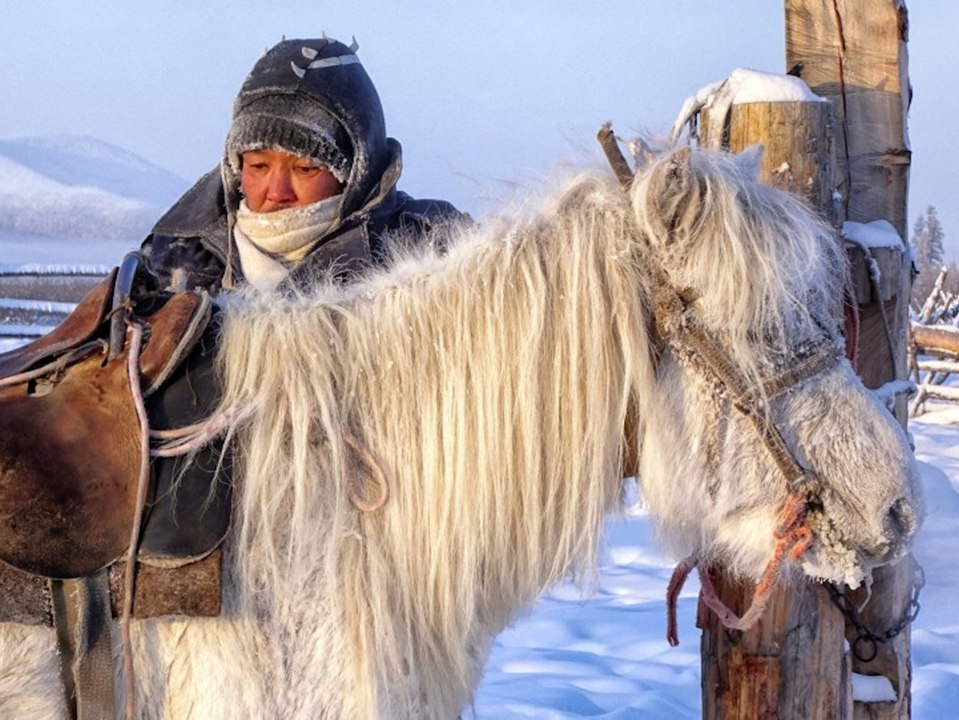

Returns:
802,481,922,588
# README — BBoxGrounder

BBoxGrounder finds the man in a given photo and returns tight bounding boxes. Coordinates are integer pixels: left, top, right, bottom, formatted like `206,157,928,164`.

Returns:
141,35,466,294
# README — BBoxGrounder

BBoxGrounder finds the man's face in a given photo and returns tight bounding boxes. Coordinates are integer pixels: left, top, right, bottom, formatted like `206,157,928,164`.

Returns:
240,149,344,212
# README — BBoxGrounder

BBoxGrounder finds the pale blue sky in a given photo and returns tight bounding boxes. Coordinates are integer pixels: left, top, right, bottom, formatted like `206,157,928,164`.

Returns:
1,2,954,255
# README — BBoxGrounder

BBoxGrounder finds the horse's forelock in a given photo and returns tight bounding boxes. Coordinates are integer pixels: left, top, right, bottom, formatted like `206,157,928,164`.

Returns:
633,148,844,373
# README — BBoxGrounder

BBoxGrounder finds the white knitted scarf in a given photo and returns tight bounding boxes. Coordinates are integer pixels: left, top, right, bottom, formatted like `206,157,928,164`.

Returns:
234,196,341,292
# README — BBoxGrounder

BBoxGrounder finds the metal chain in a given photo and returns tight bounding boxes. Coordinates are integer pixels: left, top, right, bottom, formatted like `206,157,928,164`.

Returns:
825,560,925,663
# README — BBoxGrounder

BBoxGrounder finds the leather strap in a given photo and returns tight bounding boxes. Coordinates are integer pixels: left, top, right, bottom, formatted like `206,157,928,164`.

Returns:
50,572,116,720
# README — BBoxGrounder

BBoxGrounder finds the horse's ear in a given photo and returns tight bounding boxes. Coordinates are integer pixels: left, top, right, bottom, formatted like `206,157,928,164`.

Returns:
645,145,702,249
628,137,655,170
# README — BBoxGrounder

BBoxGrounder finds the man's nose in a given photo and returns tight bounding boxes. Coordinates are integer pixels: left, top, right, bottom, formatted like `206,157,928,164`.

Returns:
265,169,296,205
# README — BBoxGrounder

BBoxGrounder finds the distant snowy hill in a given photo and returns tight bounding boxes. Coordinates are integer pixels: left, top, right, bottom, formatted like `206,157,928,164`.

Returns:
0,135,189,250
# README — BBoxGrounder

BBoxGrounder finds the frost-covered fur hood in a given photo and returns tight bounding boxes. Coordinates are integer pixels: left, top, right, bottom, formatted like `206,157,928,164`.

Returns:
222,36,393,222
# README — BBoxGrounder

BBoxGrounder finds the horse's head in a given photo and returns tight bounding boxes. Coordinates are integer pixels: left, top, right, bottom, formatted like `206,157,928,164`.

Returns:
630,146,922,589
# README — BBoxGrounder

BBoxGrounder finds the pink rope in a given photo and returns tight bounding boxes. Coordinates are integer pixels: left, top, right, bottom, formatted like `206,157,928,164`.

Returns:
149,404,247,458
121,320,150,720
666,493,814,644
154,416,389,511
0,340,107,389
666,556,697,647
150,421,211,441
344,432,391,512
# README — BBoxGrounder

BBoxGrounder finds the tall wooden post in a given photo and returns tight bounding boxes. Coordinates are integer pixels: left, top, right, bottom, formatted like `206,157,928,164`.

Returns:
699,98,852,720
693,3,915,717
787,2,914,718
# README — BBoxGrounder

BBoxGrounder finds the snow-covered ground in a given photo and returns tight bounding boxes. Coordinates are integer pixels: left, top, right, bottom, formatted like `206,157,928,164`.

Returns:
467,488,703,719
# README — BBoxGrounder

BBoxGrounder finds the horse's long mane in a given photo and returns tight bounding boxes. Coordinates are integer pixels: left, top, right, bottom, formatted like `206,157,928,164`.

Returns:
215,173,654,715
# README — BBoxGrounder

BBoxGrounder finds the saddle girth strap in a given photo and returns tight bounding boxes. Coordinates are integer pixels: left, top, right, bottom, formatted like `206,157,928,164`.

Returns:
50,572,116,720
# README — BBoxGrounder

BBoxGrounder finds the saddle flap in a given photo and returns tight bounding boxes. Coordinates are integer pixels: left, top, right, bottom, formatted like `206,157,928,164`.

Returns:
0,348,140,579
139,291,214,395
0,276,221,579
141,315,233,563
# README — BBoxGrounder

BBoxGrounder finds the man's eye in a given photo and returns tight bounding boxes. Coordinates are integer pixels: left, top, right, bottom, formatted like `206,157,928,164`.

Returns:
294,165,320,175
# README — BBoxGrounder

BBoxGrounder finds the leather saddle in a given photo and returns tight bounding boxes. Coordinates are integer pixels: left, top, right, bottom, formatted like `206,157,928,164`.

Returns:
0,252,231,620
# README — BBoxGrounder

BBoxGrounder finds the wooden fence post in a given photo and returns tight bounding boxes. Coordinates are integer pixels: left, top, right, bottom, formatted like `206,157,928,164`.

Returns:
786,2,915,718
699,97,851,720
694,3,915,714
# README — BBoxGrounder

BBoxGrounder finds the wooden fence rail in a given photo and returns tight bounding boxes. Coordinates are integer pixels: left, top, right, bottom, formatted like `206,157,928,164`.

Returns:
909,324,959,415
909,268,959,416
0,265,109,340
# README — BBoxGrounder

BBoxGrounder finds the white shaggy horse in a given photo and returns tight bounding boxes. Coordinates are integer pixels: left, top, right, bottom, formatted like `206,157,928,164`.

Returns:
1,146,921,718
